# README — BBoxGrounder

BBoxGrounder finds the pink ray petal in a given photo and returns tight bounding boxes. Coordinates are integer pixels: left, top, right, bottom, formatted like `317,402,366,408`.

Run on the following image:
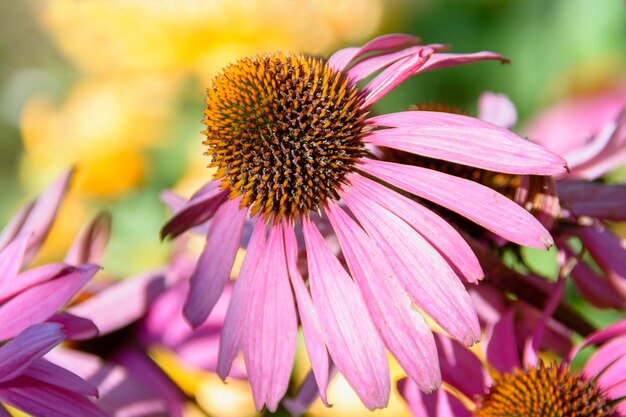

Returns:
0,264,99,340
160,190,187,214
605,378,626,404
284,225,330,406
358,158,554,249
69,271,165,336
327,33,421,72
160,181,228,240
596,354,626,392
579,225,626,298
0,202,34,253
242,225,297,412
64,213,111,265
341,189,480,346
362,48,434,109
326,203,441,392
347,173,482,283
364,113,567,175
398,377,472,417
416,51,509,74
216,220,266,380
0,376,107,417
478,92,518,129
584,336,626,382
48,313,99,340
0,323,64,382
435,334,489,400
184,198,246,327
484,310,521,374
23,359,98,397
302,218,389,410
568,319,626,363
557,182,626,221
0,234,29,286
0,263,68,304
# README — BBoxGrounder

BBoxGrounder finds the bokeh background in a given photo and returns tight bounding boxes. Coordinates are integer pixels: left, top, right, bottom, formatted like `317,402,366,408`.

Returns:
0,1,625,416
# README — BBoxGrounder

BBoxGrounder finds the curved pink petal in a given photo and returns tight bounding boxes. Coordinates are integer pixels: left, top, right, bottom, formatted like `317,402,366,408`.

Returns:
160,181,228,240
184,198,246,327
568,319,626,363
64,213,111,265
596,355,626,392
0,264,99,340
0,323,64,382
242,225,297,412
346,173,482,283
216,220,266,380
284,225,330,406
570,261,626,310
557,182,626,221
584,336,626,382
0,264,68,304
24,359,98,397
484,310,521,374
326,203,440,392
302,218,389,410
435,334,489,400
358,158,554,249
48,313,99,340
417,51,509,74
478,92,518,129
341,189,480,346
0,234,29,286
362,48,434,109
327,33,421,72
365,113,567,175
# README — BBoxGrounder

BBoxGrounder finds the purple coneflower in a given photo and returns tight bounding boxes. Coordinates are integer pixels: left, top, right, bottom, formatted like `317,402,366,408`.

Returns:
162,34,567,410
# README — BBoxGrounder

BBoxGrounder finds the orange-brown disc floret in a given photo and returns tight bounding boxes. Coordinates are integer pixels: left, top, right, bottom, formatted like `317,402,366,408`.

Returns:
475,363,614,417
203,53,367,221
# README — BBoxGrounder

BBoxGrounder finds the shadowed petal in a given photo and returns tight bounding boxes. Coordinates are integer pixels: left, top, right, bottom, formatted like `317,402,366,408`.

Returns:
358,158,554,249
341,190,480,346
242,225,297,412
64,213,111,265
484,310,521,374
326,203,441,392
23,359,98,397
557,182,626,221
398,377,472,417
217,221,266,380
436,335,488,400
478,92,518,129
302,218,389,410
48,313,99,340
284,225,330,405
0,264,100,340
184,198,246,327
365,112,567,175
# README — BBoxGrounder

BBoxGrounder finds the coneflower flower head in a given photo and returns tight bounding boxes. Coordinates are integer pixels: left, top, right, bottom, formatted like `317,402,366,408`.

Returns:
162,34,568,411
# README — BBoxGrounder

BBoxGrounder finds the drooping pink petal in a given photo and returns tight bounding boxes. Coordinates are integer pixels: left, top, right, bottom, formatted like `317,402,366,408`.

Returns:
346,173,482,283
0,234,29,286
398,377,472,417
64,213,111,265
326,203,441,392
284,225,330,406
242,225,297,412
579,224,626,298
302,218,389,410
23,359,98,397
326,33,421,72
365,112,567,175
283,368,334,417
341,188,480,346
557,182,626,221
69,271,166,336
484,310,521,374
0,264,99,340
48,313,99,340
416,51,509,74
358,158,554,249
0,323,64,382
184,198,246,327
216,220,266,380
361,48,434,109
160,181,228,240
435,334,489,400
584,336,626,382
0,376,107,417
478,92,518,129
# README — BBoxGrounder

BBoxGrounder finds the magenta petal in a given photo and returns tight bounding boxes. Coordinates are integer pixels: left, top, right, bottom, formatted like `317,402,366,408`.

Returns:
484,310,521,373
358,158,554,249
242,225,297,412
23,359,98,397
557,182,626,221
326,203,441,392
184,198,246,327
302,218,390,410
160,181,228,240
64,213,111,265
0,234,29,286
326,33,421,72
347,173,482,283
568,319,626,362
596,354,626,392
362,48,433,109
0,323,64,382
416,51,509,74
435,334,488,400
365,113,567,175
69,271,165,336
398,377,472,417
216,220,266,380
478,92,518,129
0,263,68,304
284,226,330,405
341,189,480,346
0,264,99,340
48,313,99,340
0,376,107,417
584,336,626,383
